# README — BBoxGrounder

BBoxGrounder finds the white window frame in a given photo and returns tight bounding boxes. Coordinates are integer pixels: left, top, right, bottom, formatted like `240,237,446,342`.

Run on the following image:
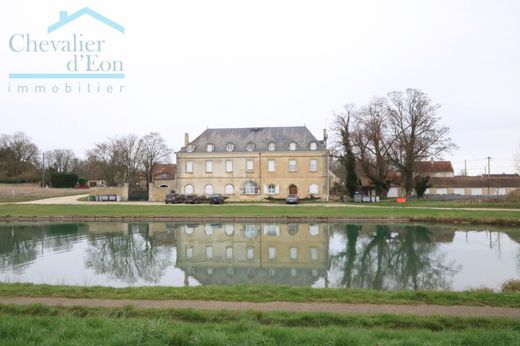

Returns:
204,184,214,195
268,142,276,151
226,143,235,152
225,160,233,173
309,142,317,150
309,159,317,172
289,142,297,151
309,184,319,195
243,181,258,194
185,184,194,195
224,184,234,195
267,184,277,194
267,159,275,172
206,143,214,152
205,160,213,173
289,159,297,172
246,160,254,172
186,161,193,173
246,142,255,151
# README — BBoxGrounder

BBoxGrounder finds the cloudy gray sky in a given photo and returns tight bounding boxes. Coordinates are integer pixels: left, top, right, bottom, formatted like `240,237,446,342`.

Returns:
1,0,519,175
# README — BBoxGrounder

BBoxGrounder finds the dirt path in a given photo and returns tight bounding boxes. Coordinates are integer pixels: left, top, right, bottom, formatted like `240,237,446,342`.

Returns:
1,297,520,319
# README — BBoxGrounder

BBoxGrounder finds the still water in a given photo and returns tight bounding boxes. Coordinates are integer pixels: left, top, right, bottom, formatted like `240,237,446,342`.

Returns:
0,222,519,291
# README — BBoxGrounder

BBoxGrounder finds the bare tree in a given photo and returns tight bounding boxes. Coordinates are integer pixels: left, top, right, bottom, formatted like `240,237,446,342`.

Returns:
45,149,76,173
87,135,143,186
386,89,456,195
353,98,396,198
332,104,359,198
0,132,39,178
113,135,144,186
140,132,172,191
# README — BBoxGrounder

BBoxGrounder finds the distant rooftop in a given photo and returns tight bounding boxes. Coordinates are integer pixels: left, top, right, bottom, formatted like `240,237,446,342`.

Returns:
178,126,326,153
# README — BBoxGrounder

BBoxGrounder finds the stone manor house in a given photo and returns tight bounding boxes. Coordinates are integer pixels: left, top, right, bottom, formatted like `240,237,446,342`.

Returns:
175,126,330,201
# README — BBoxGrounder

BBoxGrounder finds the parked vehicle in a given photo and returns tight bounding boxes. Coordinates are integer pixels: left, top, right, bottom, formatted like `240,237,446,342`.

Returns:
286,194,299,204
165,193,185,204
209,194,226,204
185,194,201,204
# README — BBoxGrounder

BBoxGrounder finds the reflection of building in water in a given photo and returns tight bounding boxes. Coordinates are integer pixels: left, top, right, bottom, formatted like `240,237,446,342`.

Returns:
176,223,329,286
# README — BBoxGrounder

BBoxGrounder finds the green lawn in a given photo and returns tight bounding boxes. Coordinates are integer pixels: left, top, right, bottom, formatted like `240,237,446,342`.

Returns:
1,304,519,345
1,283,520,308
1,204,520,226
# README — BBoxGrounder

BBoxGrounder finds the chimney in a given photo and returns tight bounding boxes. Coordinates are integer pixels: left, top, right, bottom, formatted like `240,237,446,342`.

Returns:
323,129,328,144
60,11,68,21
184,133,189,146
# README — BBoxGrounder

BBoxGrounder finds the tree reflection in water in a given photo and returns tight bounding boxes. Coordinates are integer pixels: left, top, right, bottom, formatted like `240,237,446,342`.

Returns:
85,224,172,284
331,225,459,290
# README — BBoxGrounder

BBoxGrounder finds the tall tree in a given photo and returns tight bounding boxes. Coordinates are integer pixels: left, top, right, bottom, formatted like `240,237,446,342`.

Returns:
353,98,395,198
0,132,39,178
140,132,173,191
45,149,76,173
332,105,358,198
386,89,456,195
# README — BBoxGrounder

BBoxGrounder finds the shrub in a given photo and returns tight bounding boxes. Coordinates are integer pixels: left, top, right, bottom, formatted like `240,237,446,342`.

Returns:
505,189,520,202
501,279,520,293
78,178,88,185
50,173,78,188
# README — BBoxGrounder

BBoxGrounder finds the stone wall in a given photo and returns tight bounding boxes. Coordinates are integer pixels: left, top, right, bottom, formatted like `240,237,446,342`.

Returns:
89,183,129,201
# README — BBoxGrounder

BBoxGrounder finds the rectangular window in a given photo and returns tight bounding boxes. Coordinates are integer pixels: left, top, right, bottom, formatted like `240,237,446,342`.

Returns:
310,247,319,261
289,159,297,172
186,161,193,173
226,247,234,259
206,246,213,259
225,160,233,173
246,160,254,172
268,247,276,259
267,159,275,172
309,159,317,172
186,247,193,258
246,247,254,259
205,160,213,173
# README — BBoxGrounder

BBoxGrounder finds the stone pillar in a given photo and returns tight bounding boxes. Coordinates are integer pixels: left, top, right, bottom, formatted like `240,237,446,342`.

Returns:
148,183,154,201
122,183,129,201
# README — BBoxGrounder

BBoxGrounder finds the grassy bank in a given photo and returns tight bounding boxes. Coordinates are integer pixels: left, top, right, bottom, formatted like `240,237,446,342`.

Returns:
1,283,520,308
1,204,520,224
0,304,519,345
0,184,85,203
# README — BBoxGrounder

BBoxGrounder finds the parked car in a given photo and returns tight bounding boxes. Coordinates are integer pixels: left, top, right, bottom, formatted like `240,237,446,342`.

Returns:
185,194,201,204
286,194,299,204
165,193,185,204
209,194,226,204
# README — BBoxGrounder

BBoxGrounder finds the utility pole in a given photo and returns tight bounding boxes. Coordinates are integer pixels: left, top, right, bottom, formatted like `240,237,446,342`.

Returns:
464,160,467,176
487,156,491,176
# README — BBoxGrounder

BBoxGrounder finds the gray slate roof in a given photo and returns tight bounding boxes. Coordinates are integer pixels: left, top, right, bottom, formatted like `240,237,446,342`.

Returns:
179,126,326,153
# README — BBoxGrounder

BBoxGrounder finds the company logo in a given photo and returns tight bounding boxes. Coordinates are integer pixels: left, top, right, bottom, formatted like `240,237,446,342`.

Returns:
7,7,126,94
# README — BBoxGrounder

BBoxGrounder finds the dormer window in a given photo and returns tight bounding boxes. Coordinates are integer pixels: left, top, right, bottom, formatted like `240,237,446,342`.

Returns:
289,142,297,151
309,142,317,150
226,143,235,152
246,142,255,151
186,144,195,152
206,143,215,152
268,142,276,151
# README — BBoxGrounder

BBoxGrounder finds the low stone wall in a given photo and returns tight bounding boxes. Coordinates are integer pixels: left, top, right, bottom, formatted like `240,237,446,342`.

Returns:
89,183,128,202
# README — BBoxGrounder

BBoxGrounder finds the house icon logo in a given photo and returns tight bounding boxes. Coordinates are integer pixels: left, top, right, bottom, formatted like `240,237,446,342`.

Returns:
48,7,125,33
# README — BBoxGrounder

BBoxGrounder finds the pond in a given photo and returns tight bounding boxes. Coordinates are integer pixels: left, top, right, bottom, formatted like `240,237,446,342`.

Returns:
0,222,519,291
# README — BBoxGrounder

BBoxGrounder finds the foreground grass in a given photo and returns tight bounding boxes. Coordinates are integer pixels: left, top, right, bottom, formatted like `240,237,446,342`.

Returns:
1,304,520,345
2,283,520,308
378,199,520,210
1,204,520,225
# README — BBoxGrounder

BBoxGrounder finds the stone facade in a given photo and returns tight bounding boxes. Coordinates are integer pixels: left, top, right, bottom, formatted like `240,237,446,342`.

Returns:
176,127,329,201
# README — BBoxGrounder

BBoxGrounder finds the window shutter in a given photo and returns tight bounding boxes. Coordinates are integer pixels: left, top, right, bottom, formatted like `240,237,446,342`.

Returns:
263,185,268,194
275,185,280,193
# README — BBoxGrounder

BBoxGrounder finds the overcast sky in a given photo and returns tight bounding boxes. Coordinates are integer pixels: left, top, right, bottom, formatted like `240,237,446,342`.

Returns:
1,0,519,175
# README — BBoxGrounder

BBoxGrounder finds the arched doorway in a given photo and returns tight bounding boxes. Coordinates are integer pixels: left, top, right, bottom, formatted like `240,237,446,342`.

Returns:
288,184,298,195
